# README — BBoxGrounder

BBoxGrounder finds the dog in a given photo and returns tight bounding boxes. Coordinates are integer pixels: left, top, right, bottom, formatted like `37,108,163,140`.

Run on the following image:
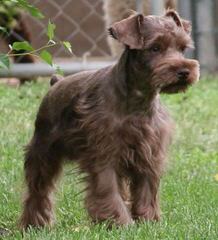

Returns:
19,10,199,229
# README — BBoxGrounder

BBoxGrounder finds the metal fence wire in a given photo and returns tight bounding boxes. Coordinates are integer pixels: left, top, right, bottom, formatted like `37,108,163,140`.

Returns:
0,0,181,58
27,0,111,58
0,0,218,76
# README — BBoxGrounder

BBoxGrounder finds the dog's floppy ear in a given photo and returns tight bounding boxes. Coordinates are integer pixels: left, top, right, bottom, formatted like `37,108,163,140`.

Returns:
165,10,192,35
108,13,144,49
181,19,192,35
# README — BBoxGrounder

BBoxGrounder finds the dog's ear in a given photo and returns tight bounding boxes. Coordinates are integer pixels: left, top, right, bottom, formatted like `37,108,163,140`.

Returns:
165,10,192,35
108,14,144,49
181,19,192,35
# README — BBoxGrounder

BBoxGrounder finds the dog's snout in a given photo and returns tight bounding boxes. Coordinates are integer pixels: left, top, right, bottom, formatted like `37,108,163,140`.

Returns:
177,68,190,80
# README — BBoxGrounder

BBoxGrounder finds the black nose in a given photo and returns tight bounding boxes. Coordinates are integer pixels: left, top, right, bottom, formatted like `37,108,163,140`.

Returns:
177,68,190,80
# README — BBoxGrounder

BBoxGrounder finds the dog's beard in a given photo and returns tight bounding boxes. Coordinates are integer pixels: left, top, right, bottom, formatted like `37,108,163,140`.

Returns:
152,70,199,94
160,78,190,93
150,59,200,94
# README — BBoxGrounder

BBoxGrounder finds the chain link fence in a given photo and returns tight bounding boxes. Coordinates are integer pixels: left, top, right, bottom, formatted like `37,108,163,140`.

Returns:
27,0,111,58
0,0,218,77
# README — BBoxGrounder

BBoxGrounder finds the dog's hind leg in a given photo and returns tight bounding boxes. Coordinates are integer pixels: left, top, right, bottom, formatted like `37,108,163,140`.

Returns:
19,115,63,230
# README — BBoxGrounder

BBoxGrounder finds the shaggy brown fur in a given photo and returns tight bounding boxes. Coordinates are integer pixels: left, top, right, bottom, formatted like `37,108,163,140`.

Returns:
19,10,199,229
103,0,177,56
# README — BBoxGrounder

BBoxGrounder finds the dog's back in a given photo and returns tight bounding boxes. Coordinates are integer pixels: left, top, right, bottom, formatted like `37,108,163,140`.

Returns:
44,67,112,124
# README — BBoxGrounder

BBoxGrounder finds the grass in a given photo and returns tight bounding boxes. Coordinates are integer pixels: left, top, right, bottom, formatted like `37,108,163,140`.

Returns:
0,77,218,239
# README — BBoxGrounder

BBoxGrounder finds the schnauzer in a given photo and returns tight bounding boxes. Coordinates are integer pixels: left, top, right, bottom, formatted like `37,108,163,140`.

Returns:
19,10,199,229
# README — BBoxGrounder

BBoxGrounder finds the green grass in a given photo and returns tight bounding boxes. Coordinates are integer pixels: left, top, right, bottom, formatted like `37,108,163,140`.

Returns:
0,77,218,239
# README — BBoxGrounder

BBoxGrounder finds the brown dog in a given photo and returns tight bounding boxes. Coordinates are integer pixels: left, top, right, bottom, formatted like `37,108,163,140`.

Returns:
19,10,199,229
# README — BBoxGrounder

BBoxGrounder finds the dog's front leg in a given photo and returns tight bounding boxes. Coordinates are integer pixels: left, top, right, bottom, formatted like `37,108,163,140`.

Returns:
131,173,160,221
85,167,133,226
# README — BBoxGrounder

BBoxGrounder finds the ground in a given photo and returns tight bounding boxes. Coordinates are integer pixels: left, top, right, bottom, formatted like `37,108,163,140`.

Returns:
0,77,217,239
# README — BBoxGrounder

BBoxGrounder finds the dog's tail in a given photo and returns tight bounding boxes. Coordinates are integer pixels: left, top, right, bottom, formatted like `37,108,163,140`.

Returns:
50,74,64,86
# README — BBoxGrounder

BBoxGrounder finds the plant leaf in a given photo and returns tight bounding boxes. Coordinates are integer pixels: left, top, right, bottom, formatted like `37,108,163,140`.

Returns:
0,54,10,69
62,41,72,54
40,50,53,66
12,41,34,51
47,21,56,41
0,26,8,34
17,0,44,19
27,6,44,19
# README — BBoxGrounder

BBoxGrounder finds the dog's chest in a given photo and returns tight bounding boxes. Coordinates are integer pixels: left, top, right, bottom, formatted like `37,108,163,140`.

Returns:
117,111,172,172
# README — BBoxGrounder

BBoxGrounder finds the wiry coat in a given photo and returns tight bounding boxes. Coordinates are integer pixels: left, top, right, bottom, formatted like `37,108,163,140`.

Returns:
19,10,199,229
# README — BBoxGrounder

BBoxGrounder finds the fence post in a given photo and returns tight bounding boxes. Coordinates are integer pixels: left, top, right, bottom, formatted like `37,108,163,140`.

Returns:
195,0,216,72
178,0,192,20
150,0,164,15
136,0,143,13
214,0,218,67
178,0,195,58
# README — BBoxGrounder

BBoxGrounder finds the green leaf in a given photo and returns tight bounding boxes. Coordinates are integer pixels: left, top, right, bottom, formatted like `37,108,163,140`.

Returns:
27,6,44,19
16,0,44,19
0,26,8,34
12,41,34,51
62,41,72,54
47,20,56,41
0,54,10,69
40,50,53,66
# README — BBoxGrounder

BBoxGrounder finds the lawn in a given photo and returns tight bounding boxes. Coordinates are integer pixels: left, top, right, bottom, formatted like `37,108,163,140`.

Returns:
0,77,217,239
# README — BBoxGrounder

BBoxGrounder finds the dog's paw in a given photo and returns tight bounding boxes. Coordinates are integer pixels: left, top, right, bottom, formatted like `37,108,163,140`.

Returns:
132,206,160,222
19,209,54,230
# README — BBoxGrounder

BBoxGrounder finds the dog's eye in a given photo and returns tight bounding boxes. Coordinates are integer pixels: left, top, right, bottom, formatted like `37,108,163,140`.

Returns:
150,45,161,53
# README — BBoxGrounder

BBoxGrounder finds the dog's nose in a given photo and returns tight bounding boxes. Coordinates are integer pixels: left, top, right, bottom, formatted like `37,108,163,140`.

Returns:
177,68,190,80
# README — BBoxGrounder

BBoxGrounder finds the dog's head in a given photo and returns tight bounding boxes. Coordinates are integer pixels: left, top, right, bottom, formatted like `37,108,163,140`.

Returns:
109,10,200,94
